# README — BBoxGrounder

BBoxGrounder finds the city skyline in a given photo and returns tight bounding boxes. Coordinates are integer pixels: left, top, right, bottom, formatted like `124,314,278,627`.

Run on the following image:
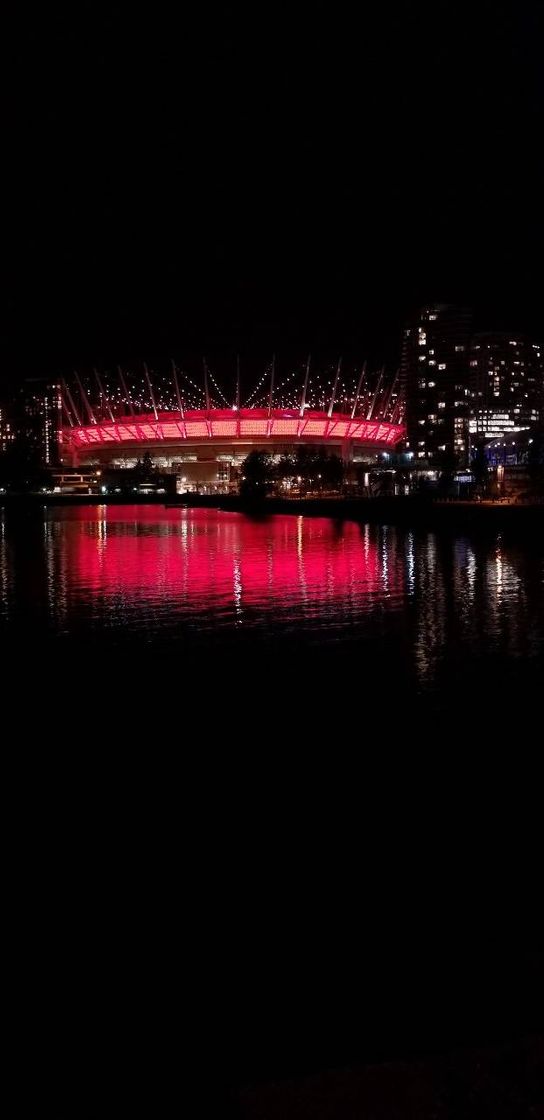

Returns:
1,301,542,484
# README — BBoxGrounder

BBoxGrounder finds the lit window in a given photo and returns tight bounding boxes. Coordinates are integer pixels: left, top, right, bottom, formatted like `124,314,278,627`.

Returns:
455,345,465,352
428,360,436,366
438,363,446,370
427,381,436,388
429,314,437,321
438,402,446,409
428,349,435,355
438,444,446,451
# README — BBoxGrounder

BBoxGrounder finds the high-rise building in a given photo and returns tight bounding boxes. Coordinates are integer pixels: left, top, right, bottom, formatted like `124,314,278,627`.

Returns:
0,407,14,454
17,379,63,466
402,304,472,465
469,333,543,444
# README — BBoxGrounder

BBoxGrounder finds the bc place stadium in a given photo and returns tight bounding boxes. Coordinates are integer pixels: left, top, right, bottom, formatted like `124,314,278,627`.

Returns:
59,359,405,492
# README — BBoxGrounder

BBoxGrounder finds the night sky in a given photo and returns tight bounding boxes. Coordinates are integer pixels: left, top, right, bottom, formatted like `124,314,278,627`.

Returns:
2,3,543,382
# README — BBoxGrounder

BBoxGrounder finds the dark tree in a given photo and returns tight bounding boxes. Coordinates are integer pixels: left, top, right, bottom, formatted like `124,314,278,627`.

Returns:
433,449,459,495
0,439,51,492
471,440,489,496
133,451,154,481
240,450,274,498
527,430,544,496
320,453,344,491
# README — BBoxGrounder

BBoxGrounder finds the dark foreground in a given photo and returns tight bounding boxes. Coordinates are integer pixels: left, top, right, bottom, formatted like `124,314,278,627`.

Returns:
2,504,541,1115
3,489,544,533
239,1036,543,1119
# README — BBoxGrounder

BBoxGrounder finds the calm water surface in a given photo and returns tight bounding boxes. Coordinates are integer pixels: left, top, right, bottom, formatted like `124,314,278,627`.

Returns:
2,503,540,1099
1,504,543,702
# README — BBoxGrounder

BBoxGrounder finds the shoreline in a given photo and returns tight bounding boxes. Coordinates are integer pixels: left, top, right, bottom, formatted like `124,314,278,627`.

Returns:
1,490,543,530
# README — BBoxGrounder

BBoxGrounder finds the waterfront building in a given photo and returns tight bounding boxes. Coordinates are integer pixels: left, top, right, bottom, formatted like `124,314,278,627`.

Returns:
469,333,543,445
58,364,405,493
16,379,63,466
402,304,473,465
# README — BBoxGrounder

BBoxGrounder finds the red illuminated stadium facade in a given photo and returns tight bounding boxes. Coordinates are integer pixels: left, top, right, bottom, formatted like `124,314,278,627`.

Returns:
61,408,404,490
59,363,405,491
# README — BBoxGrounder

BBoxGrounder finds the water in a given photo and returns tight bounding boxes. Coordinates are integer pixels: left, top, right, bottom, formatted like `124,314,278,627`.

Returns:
3,503,541,1099
1,503,543,709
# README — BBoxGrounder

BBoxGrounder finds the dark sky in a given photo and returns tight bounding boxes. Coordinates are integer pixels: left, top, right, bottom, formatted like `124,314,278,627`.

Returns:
2,2,543,380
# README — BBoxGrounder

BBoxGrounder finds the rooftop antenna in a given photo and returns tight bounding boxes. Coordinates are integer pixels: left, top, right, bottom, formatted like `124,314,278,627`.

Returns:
299,354,311,417
327,357,342,418
118,366,135,417
171,359,185,419
62,378,82,427
236,354,241,411
268,354,275,418
75,371,96,425
61,391,74,427
367,366,384,420
381,368,399,422
390,395,404,426
94,368,114,422
351,361,367,420
144,363,158,421
203,358,211,411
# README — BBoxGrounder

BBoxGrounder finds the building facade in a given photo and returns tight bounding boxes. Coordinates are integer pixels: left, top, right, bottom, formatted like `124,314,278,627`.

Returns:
61,408,405,492
402,304,473,465
0,407,14,454
469,333,543,446
18,379,63,466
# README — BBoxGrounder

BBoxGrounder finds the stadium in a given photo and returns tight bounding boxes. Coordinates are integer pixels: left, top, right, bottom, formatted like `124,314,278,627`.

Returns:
60,361,405,492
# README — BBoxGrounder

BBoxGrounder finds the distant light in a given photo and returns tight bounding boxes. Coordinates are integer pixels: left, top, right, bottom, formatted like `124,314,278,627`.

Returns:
101,486,107,493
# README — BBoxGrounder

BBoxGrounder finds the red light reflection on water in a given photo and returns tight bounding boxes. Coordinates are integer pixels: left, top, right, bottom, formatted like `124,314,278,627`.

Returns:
61,506,402,623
